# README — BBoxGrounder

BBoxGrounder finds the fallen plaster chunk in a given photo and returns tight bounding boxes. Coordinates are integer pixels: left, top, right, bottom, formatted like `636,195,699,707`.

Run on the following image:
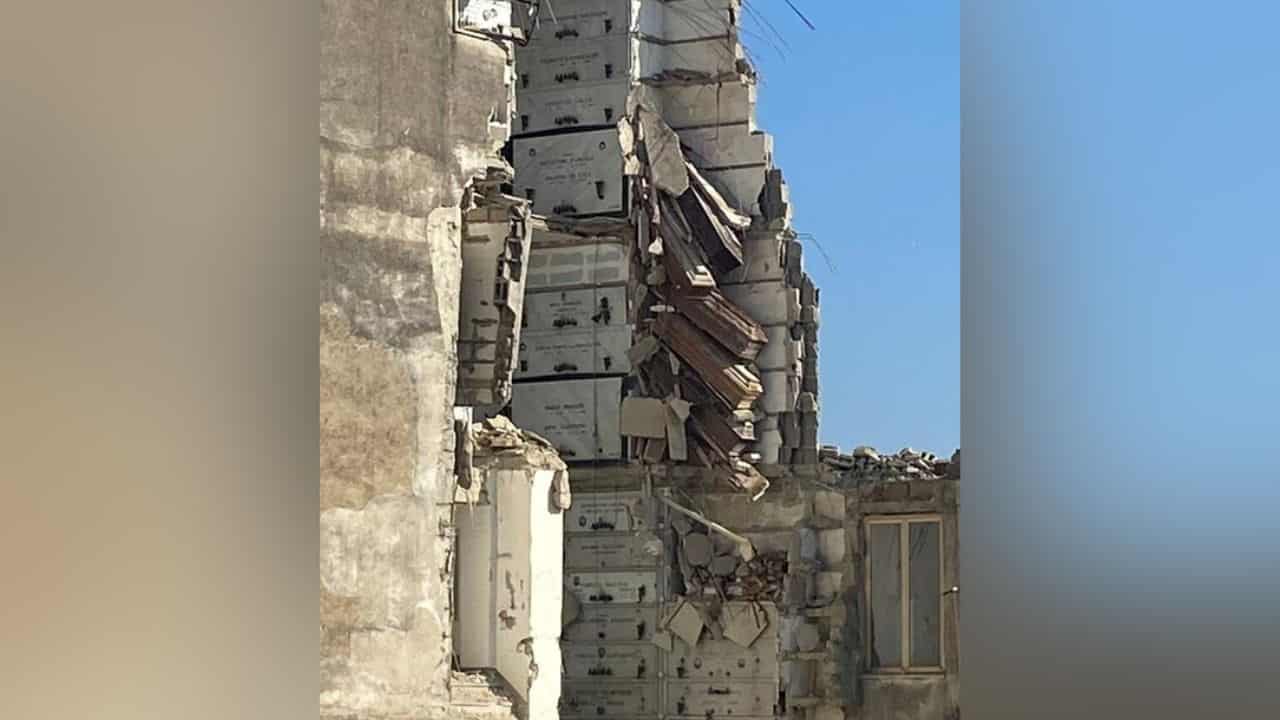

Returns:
638,106,690,196
682,533,713,567
651,628,674,652
665,598,705,647
620,396,667,438
721,602,769,649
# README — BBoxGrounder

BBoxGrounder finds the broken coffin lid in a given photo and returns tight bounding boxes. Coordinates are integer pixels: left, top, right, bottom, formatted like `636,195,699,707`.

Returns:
561,604,659,643
667,286,767,361
515,80,632,135
515,324,632,379
653,312,762,410
567,570,660,605
564,490,650,533
562,643,659,680
668,603,780,681
525,234,629,289
560,681,659,718
565,531,662,570
522,285,628,331
510,376,623,461
667,680,779,717
513,128,625,216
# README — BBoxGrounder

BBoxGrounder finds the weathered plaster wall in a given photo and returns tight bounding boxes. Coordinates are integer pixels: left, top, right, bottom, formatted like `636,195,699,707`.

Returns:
319,1,517,717
844,474,961,720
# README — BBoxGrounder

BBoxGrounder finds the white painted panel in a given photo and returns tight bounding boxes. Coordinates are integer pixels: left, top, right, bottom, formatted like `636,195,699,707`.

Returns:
523,0,638,45
513,129,625,216
522,285,628,331
494,469,533,700
564,490,649,533
667,680,778,717
722,280,800,326
515,324,632,380
516,35,635,91
525,469,564,718
565,531,660,569
562,605,659,643
453,502,496,669
561,681,660,717
515,79,631,135
511,377,623,461
567,570,659,605
563,643,659,680
526,236,629,289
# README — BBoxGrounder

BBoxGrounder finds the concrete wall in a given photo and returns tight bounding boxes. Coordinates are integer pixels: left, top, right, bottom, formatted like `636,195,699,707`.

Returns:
319,1,518,718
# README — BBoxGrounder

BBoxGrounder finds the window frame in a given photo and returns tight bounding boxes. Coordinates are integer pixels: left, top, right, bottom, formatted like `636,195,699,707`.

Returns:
864,513,946,674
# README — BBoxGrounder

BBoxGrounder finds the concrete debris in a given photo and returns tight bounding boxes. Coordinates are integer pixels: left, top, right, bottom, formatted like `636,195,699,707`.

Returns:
820,443,962,482
620,396,667,439
637,106,689,196
664,597,705,647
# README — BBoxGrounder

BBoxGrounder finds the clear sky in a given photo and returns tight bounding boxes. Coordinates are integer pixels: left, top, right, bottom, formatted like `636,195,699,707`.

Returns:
742,2,960,455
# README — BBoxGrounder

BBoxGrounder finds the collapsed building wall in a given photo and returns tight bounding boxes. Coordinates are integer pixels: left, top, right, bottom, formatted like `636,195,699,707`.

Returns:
321,2,564,719
506,3,958,720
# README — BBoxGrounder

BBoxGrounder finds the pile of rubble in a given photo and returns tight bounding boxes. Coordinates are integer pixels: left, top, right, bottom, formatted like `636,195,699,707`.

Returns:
820,445,961,482
456,415,571,508
669,512,787,603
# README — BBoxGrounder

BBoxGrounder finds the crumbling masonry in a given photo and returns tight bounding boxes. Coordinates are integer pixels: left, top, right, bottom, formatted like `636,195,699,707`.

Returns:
320,2,959,720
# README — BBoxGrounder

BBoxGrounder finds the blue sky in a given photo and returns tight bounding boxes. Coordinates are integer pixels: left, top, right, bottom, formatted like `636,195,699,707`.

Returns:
743,2,960,454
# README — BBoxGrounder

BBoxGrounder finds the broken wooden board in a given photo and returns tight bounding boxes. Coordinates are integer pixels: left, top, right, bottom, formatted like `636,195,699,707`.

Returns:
667,287,768,361
653,312,761,410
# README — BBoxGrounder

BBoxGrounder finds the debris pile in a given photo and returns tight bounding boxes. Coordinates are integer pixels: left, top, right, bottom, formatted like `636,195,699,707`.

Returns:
619,104,819,495
456,415,571,508
819,445,961,482
669,511,787,603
